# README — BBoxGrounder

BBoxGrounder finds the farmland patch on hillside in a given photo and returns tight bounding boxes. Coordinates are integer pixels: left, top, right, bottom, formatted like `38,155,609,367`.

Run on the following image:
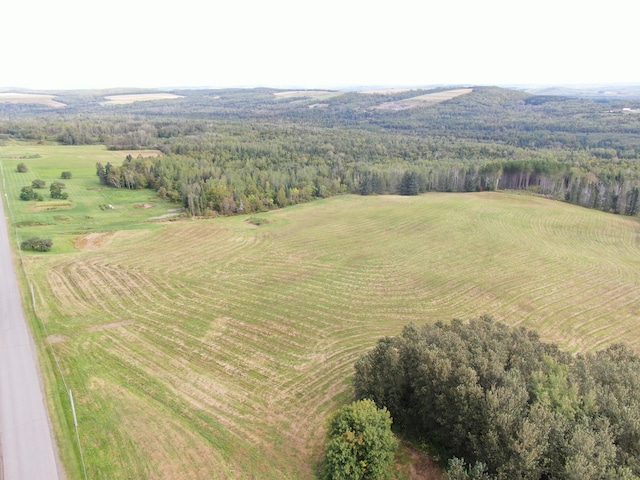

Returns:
0,92,66,107
374,88,473,110
102,93,184,104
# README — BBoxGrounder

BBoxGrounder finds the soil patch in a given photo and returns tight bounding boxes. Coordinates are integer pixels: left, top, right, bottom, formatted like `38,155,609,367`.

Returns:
73,232,116,250
148,211,184,221
46,334,67,344
396,441,443,480
30,201,72,212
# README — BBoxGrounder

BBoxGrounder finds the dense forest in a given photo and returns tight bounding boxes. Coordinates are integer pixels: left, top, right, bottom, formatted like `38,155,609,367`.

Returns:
354,317,640,479
2,86,640,216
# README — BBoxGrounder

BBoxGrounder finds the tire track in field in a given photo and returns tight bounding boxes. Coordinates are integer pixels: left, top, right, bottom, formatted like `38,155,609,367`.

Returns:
33,194,640,479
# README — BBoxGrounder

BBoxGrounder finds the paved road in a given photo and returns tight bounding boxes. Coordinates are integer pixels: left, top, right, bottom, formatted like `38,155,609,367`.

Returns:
0,191,63,479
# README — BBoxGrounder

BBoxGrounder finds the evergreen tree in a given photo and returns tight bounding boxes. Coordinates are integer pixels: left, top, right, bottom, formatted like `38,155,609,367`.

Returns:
625,187,640,216
399,171,419,195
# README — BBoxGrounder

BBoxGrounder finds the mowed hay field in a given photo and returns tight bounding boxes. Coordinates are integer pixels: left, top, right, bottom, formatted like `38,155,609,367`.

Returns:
2,145,640,479
0,92,66,108
102,93,184,105
374,88,473,111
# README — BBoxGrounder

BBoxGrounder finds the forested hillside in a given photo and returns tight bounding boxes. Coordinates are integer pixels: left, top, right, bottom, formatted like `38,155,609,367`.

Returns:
2,86,640,216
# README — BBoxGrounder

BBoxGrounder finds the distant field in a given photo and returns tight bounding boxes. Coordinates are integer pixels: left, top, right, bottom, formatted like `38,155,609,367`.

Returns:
0,92,66,107
2,144,640,479
273,90,342,100
359,88,412,95
374,88,473,110
102,93,184,104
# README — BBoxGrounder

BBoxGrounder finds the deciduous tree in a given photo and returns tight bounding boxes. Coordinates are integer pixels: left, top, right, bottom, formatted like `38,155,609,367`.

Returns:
323,399,398,480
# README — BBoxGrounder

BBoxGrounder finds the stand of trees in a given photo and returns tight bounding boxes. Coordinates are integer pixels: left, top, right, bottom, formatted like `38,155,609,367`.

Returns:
20,186,43,201
354,317,640,479
49,181,68,200
96,151,640,218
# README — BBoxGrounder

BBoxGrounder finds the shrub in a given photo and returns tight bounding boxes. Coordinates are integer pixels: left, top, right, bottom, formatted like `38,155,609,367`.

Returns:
61,171,72,179
32,179,46,188
20,237,52,252
247,216,271,226
16,162,28,173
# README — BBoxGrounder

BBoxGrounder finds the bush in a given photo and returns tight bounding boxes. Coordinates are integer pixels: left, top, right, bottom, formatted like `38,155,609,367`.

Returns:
19,186,43,201
16,162,28,173
50,181,69,200
61,171,72,179
323,399,398,480
20,237,52,252
32,179,46,188
247,216,271,226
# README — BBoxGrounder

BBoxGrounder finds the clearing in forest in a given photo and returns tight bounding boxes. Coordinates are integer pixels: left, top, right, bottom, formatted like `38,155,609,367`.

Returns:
2,144,640,480
374,87,473,110
102,93,184,104
0,92,66,107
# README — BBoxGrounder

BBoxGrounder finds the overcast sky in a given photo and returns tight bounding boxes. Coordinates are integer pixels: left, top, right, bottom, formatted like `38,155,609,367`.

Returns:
2,0,638,90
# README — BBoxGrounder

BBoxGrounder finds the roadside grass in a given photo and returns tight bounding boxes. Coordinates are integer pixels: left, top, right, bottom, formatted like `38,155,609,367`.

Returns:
2,144,640,479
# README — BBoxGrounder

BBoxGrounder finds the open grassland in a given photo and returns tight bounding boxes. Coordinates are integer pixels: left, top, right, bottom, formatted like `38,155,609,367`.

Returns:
0,92,66,107
2,144,640,479
102,93,184,104
374,88,473,110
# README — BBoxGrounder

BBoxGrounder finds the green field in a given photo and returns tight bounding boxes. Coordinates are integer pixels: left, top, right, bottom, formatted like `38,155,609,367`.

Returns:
2,144,640,479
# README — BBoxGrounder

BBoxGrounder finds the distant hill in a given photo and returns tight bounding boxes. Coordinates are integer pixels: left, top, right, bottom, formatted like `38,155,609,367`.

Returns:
525,84,640,100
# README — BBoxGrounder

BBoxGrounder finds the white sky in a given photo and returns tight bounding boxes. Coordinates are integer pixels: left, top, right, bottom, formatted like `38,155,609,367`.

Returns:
2,0,638,90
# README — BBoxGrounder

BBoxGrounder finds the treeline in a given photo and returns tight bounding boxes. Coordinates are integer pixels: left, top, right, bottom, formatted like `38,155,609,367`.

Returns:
97,150,640,217
354,317,640,479
4,86,640,216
